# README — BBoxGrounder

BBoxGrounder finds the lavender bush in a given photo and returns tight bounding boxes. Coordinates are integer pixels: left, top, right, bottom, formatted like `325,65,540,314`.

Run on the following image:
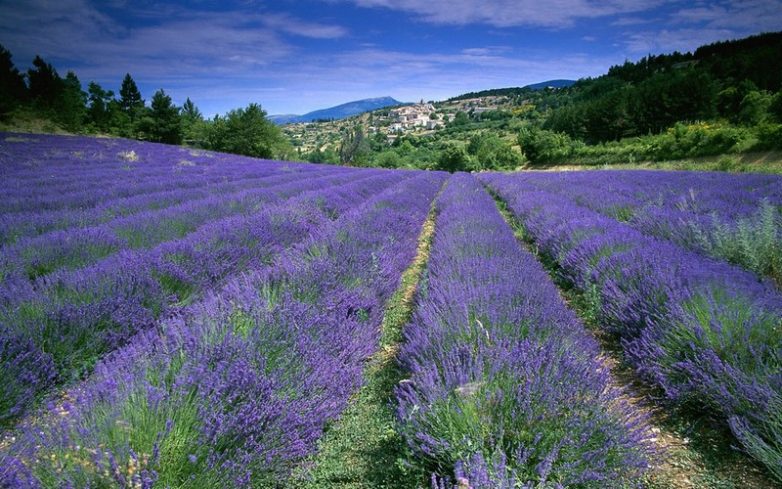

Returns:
0,170,445,487
397,174,652,488
508,170,782,285
480,172,782,481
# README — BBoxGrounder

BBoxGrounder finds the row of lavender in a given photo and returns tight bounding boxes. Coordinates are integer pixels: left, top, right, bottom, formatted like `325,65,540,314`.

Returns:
480,173,782,481
396,174,652,487
1,136,339,244
0,168,336,246
513,171,782,286
0,134,325,215
0,167,409,427
0,172,444,487
0,170,345,281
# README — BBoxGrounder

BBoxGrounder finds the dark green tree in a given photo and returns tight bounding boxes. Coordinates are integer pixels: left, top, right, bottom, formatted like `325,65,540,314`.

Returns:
339,125,370,166
180,97,207,144
119,73,144,119
0,44,27,118
630,69,718,133
57,71,87,131
137,89,182,144
769,92,782,123
87,81,115,130
181,97,201,122
436,143,469,172
27,55,62,109
449,111,469,127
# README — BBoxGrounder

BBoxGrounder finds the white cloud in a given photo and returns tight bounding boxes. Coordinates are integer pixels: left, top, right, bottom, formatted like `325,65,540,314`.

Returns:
623,0,782,55
343,0,664,27
0,0,345,79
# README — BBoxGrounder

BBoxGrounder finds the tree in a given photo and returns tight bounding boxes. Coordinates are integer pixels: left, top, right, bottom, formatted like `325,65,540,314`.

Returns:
57,71,87,131
27,55,62,109
630,69,718,134
467,133,522,170
450,111,469,127
0,44,27,118
181,97,202,122
436,144,469,172
737,90,772,125
207,103,287,158
339,125,370,166
87,81,115,130
770,92,782,123
119,73,144,119
373,150,402,168
137,89,182,144
180,97,207,144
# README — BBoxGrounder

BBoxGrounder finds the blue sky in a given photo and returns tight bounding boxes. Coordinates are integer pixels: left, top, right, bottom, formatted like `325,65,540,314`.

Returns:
1,0,781,116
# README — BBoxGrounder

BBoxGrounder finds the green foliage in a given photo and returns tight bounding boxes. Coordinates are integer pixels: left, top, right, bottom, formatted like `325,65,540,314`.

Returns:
136,89,182,144
119,73,144,118
770,92,782,123
737,90,773,126
374,150,403,168
631,69,718,134
466,133,523,170
435,143,469,172
0,44,26,118
27,56,61,109
303,147,339,164
57,72,87,131
86,81,115,131
339,124,371,166
207,103,289,158
449,111,469,127
731,398,782,483
518,126,581,163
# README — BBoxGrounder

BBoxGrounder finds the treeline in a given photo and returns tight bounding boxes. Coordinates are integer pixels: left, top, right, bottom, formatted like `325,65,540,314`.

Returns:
450,31,782,146
0,45,291,159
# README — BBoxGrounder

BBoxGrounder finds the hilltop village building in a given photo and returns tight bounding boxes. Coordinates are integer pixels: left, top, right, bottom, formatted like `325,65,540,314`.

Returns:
388,103,443,132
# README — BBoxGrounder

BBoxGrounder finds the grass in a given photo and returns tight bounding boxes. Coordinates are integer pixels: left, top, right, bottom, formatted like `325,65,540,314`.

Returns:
484,183,778,489
287,188,441,489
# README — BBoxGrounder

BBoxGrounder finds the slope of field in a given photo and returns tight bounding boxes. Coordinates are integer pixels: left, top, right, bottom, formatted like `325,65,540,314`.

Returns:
1,133,780,487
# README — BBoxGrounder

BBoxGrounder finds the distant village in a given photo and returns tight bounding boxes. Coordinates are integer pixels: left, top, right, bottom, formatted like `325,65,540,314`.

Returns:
282,95,513,154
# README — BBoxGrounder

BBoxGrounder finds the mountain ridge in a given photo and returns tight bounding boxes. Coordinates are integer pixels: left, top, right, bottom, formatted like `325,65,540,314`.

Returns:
270,96,404,124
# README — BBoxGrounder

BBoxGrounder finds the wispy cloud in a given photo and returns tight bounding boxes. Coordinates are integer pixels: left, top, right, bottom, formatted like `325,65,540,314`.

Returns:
261,13,348,39
0,0,344,79
343,0,664,28
623,0,782,54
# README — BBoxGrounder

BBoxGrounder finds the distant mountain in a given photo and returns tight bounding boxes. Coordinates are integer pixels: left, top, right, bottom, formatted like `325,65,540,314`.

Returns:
270,96,404,124
523,79,576,90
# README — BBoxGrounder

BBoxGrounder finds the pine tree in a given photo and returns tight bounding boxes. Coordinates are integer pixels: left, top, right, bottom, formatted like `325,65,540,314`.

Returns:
87,81,115,130
138,89,182,144
0,44,27,118
27,55,62,109
57,71,87,131
119,73,144,118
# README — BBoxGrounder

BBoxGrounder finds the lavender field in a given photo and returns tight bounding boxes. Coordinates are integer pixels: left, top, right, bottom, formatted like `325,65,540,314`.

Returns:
0,133,780,488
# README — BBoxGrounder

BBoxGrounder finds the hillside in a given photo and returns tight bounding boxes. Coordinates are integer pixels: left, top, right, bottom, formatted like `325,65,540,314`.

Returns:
269,96,404,124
